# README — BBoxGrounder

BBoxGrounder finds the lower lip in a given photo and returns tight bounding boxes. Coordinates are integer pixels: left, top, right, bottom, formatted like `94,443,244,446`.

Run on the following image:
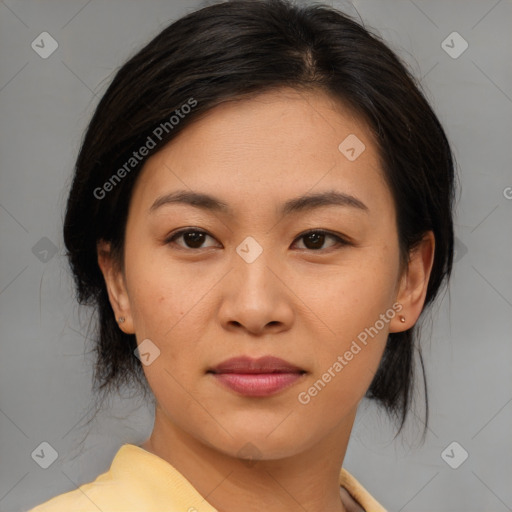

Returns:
211,372,304,397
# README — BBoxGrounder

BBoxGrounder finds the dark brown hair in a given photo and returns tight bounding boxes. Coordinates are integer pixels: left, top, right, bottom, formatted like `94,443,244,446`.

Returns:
63,0,456,440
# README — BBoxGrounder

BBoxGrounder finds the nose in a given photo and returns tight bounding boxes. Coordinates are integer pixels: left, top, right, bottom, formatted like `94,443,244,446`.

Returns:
218,250,294,336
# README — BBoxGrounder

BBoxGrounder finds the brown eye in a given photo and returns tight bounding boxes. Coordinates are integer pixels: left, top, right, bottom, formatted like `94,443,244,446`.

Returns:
166,228,219,249
293,230,349,251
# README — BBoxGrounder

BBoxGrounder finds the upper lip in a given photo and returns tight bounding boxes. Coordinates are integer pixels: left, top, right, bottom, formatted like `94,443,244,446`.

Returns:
208,356,305,374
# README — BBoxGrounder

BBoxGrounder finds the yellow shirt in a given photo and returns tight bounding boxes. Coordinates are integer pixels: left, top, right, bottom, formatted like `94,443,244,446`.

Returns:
28,444,387,512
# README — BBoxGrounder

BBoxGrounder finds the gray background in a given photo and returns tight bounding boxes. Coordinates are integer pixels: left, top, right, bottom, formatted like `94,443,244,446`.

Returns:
1,0,511,511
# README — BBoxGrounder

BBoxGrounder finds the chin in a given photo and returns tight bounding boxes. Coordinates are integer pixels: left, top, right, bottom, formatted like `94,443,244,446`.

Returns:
213,436,306,463
197,418,316,462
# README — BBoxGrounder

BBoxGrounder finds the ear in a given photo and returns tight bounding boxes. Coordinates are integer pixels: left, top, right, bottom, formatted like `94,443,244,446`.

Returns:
392,231,435,333
97,240,135,334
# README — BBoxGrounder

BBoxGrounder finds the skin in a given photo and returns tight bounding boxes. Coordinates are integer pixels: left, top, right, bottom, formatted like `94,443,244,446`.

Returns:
98,87,435,512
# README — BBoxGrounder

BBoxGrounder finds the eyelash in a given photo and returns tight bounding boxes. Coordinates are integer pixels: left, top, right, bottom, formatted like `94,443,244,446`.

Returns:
164,228,351,252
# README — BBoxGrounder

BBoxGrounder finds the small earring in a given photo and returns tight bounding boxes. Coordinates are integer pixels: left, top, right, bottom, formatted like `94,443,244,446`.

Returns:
399,315,406,323
117,316,125,324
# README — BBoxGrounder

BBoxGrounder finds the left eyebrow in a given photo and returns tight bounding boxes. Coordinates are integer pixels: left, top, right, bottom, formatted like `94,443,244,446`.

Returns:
149,189,369,216
280,190,369,215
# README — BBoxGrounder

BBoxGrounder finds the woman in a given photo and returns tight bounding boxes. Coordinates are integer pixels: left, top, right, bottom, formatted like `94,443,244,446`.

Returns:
29,0,455,510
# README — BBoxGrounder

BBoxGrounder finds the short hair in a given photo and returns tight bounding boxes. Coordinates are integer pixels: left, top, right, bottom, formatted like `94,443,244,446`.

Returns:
63,0,456,439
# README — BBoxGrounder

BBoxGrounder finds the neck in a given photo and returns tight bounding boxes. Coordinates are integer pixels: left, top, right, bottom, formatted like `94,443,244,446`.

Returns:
141,406,358,512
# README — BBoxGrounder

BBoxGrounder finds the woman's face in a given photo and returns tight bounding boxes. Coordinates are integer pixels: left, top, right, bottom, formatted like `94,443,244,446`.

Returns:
101,88,427,460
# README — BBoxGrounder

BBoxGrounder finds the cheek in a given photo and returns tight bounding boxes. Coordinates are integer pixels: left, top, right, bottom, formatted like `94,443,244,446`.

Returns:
294,248,398,388
124,245,200,333
124,249,222,381
294,269,393,423
296,251,398,334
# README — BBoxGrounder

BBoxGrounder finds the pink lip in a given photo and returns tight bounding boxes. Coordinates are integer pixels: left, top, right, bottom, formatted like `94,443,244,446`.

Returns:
208,356,305,397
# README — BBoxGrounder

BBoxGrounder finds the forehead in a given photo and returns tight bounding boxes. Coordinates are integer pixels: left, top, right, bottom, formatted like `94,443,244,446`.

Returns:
129,87,392,219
